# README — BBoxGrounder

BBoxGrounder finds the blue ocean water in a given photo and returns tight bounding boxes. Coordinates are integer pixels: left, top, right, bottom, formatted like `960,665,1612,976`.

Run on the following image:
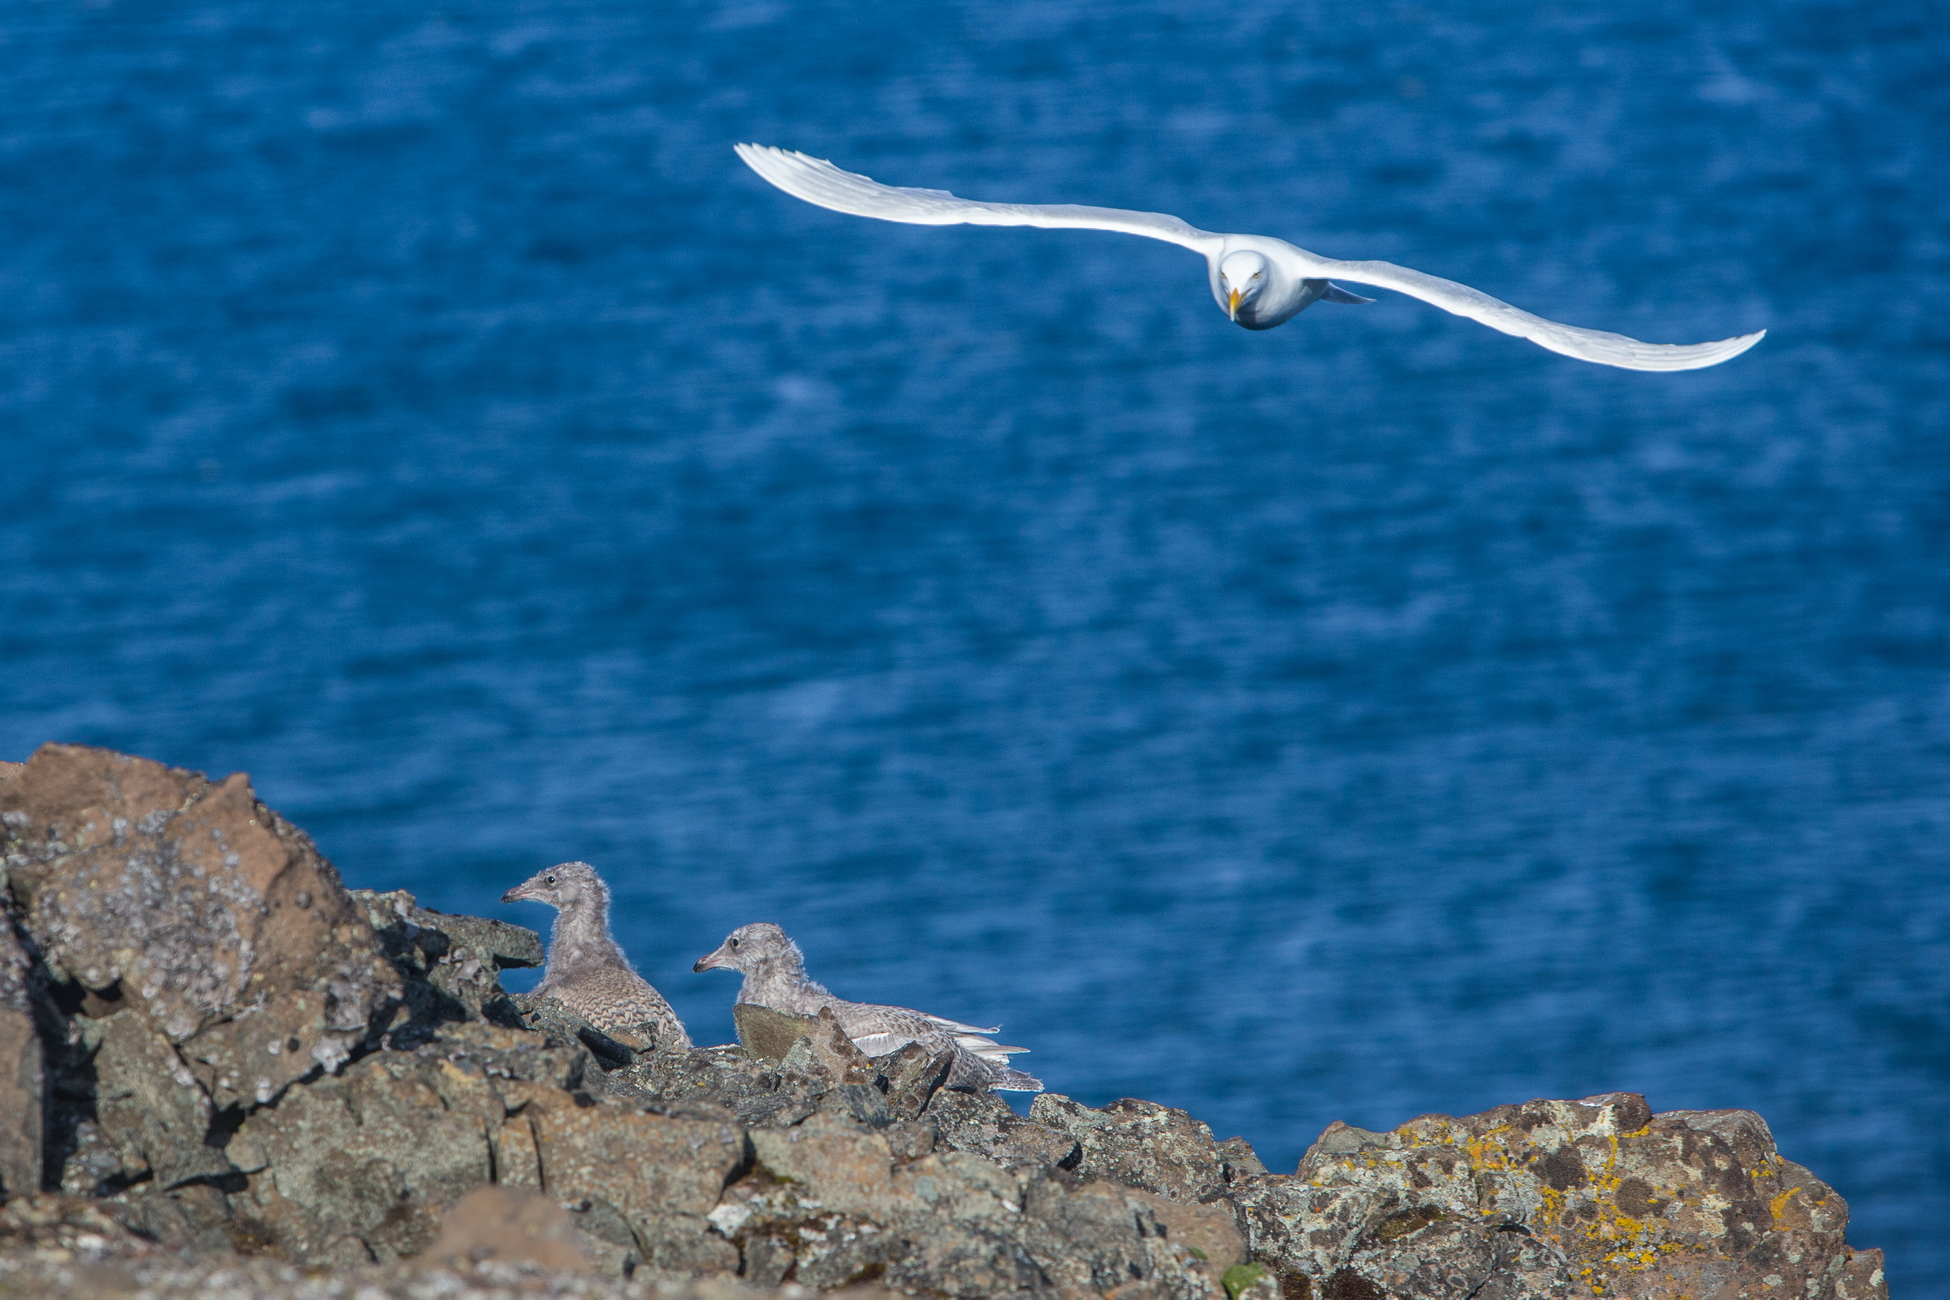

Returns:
2,0,1946,1287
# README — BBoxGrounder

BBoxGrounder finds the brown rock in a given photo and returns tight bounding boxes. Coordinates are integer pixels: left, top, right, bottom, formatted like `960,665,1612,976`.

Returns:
0,745,401,1108
526,1087,747,1276
807,1007,881,1086
748,1111,902,1218
0,920,43,1197
878,1039,956,1119
733,1002,821,1063
416,1184,590,1273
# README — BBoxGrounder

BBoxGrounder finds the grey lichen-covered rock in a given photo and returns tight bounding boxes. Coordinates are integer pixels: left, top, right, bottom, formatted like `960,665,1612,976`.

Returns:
227,1044,497,1262
1233,1091,1889,1300
112,1181,259,1255
1019,1171,1242,1300
209,1017,747,1273
926,1089,1082,1170
1030,1093,1261,1202
81,1008,234,1192
0,744,402,1107
623,1042,816,1126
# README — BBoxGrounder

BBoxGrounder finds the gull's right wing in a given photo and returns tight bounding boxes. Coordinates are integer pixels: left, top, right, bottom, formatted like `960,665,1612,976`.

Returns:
736,144,1221,254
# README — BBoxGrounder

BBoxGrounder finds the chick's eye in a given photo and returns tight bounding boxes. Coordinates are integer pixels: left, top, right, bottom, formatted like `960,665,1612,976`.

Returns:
544,874,556,885
729,937,741,949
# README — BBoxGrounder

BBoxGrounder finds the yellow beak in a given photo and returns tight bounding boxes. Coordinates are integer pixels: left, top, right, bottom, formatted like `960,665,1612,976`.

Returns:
1228,288,1241,321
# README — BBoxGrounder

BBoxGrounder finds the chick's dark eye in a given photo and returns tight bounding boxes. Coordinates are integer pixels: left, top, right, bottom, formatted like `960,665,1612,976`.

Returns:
729,937,741,949
544,874,556,885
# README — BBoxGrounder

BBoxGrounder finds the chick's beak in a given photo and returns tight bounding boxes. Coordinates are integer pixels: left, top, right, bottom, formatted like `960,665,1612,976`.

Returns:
693,945,728,973
1228,287,1241,321
502,883,538,904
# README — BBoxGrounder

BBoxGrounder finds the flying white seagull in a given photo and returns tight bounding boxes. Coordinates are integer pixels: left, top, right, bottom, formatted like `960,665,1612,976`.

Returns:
736,144,1763,372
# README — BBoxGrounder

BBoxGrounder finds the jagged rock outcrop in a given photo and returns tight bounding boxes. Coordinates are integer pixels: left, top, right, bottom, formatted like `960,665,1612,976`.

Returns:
1,744,402,1114
0,746,1892,1300
1233,1093,1889,1300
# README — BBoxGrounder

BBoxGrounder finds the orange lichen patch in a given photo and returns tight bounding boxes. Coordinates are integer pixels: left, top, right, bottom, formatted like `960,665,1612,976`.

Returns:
1461,1124,1520,1171
1280,1099,1871,1300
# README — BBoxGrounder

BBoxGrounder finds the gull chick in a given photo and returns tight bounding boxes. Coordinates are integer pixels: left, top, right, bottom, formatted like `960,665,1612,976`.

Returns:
736,143,1764,372
694,922,1042,1092
502,861,691,1051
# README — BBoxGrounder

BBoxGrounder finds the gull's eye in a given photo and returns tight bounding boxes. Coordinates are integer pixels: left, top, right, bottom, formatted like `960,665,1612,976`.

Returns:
1252,272,1261,279
544,874,556,885
729,937,741,949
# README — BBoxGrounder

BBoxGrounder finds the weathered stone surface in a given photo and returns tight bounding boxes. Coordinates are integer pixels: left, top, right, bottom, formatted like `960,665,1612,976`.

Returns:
878,1039,955,1119
1021,1173,1236,1300
418,1184,590,1273
1234,1092,1888,1300
112,1181,250,1254
724,1111,1039,1295
0,745,401,1107
354,888,540,1026
734,1003,822,1063
230,1046,495,1261
0,918,43,1197
928,1088,1082,1170
82,1008,232,1190
0,1230,906,1300
0,1193,152,1255
624,1042,827,1131
529,1091,747,1218
1031,1093,1258,1202
507,993,646,1076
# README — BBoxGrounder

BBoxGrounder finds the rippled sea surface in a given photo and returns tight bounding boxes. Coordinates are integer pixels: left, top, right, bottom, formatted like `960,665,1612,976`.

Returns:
3,0,1945,1287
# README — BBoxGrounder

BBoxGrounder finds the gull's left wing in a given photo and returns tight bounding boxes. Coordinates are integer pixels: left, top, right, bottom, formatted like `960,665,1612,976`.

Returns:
737,144,1222,254
1289,251,1765,372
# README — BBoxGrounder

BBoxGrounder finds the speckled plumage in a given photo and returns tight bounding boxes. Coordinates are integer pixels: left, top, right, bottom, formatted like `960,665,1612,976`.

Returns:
694,922,1041,1091
501,862,690,1051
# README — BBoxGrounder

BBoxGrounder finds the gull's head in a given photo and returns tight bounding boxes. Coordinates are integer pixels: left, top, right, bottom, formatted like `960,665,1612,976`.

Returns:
1218,250,1270,322
502,860,606,912
694,922,799,975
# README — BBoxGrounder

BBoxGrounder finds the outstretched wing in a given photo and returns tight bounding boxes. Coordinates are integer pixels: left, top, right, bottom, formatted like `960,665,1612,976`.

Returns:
736,144,1220,254
1298,254,1764,372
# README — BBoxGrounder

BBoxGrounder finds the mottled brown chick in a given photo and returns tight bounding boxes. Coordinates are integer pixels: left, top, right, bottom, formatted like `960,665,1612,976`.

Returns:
502,861,690,1051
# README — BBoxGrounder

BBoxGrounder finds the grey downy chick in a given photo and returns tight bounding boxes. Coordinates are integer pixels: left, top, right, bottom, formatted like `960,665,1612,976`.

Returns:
502,861,691,1051
693,922,1041,1092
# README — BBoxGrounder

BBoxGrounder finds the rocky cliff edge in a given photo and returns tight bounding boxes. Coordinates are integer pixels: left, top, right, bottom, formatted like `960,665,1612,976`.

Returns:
0,745,1890,1300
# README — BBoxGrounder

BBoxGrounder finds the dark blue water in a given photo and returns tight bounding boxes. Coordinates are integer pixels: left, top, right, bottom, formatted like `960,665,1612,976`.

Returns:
3,0,1946,1288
